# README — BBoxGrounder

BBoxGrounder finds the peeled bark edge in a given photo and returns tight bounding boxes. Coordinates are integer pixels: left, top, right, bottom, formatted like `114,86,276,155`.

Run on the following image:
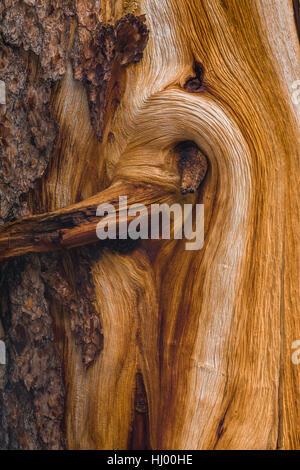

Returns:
70,13,149,140
0,1,149,450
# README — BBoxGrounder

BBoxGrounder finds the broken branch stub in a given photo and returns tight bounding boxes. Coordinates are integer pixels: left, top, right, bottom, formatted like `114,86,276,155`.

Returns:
0,183,167,261
176,141,208,194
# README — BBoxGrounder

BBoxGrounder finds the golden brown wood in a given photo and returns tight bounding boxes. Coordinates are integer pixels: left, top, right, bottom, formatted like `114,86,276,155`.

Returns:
0,182,170,259
1,0,300,450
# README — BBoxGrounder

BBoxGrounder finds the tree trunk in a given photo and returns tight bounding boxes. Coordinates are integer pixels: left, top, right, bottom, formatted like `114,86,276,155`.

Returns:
0,0,299,450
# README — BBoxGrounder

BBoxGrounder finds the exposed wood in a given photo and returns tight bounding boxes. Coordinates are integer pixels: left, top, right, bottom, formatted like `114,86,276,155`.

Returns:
1,0,300,451
0,182,169,259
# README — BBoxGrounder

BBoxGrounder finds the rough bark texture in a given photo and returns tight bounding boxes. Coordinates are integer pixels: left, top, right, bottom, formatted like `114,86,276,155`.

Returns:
176,141,208,194
183,61,207,94
128,372,150,450
294,0,300,40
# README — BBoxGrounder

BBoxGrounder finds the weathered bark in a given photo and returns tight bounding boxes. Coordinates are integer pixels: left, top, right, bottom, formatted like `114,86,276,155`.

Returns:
0,0,150,450
0,0,300,450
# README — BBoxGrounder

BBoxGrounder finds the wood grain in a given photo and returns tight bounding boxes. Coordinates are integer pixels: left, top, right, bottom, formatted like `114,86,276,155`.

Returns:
0,182,169,259
1,0,300,450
